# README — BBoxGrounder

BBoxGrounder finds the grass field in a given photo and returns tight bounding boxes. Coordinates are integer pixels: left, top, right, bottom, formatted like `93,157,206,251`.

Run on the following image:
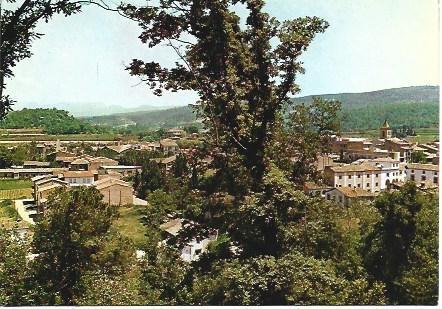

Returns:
0,179,32,190
0,180,33,200
113,205,148,248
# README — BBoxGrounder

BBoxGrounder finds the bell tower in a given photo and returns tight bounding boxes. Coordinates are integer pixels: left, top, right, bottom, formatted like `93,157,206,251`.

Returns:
380,119,392,139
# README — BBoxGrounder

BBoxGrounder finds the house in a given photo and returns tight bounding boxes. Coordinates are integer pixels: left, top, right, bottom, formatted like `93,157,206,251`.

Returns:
160,139,179,154
151,155,177,172
32,176,69,208
93,177,134,206
325,187,377,206
382,138,412,162
89,157,118,172
159,218,218,262
0,168,65,179
405,163,439,186
303,182,334,198
69,158,90,171
104,144,133,155
98,165,141,177
23,161,51,168
61,171,96,186
166,128,185,140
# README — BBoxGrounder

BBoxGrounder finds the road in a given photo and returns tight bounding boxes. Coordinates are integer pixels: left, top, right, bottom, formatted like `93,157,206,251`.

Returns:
14,199,36,225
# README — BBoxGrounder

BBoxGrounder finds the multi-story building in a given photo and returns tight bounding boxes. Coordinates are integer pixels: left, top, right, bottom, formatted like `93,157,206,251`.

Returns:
405,163,439,186
324,158,403,192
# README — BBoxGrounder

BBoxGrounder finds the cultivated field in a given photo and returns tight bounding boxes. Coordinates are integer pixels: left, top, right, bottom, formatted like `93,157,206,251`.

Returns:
0,180,33,200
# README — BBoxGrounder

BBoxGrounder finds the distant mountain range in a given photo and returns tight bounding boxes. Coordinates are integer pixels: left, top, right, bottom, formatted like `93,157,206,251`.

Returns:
82,86,439,131
13,101,175,117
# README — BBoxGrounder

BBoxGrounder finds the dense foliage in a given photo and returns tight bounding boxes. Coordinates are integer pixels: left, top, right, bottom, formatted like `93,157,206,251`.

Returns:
0,0,438,306
0,108,103,134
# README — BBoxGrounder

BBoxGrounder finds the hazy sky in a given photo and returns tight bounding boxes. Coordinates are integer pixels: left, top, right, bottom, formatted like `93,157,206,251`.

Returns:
6,0,440,110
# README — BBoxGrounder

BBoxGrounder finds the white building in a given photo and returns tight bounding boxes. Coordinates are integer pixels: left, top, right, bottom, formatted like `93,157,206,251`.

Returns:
405,163,439,186
159,218,217,262
62,171,95,186
324,158,404,192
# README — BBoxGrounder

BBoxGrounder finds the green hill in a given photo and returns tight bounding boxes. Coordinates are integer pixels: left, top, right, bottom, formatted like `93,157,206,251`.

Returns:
84,86,439,131
0,108,103,134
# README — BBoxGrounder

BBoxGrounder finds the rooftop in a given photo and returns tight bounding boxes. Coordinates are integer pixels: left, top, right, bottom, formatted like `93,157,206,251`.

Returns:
336,187,377,198
63,171,95,178
159,218,183,236
406,163,439,172
327,163,381,173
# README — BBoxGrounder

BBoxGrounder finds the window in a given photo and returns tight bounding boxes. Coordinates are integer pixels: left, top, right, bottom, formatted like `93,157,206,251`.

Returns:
376,174,379,177
349,175,352,179
195,249,202,255
421,176,426,181
423,170,426,174
435,172,438,176
387,173,390,177
367,183,370,187
410,175,415,181
357,184,361,188
348,184,351,187
375,182,378,186
434,177,438,184
339,175,342,179
339,196,343,202
367,174,370,178
358,174,361,178
411,169,414,173
326,194,330,200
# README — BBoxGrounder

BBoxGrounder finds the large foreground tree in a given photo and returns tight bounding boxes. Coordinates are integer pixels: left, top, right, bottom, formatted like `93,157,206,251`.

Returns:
122,0,328,190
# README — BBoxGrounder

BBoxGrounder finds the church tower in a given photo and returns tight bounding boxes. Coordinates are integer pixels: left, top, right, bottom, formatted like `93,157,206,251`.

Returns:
380,119,392,139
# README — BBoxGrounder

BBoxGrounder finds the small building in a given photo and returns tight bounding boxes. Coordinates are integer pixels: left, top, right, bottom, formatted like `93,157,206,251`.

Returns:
166,128,185,140
325,187,377,206
89,157,119,172
159,218,218,262
98,165,141,177
23,161,51,168
303,182,334,198
69,158,90,171
61,171,95,186
0,168,65,179
160,139,179,154
93,177,134,206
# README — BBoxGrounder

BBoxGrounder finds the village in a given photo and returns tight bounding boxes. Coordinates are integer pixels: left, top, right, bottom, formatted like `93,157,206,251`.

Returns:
0,120,437,263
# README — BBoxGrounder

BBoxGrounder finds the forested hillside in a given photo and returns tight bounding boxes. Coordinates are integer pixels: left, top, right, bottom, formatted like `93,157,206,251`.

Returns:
84,86,439,131
0,108,103,134
84,106,196,128
291,85,439,107
341,101,438,131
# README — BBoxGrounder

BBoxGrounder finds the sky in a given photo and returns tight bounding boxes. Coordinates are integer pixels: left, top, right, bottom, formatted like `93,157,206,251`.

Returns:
5,0,440,114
